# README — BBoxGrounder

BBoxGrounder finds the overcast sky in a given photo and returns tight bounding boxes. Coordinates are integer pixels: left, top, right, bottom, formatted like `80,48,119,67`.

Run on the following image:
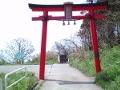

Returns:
0,0,86,53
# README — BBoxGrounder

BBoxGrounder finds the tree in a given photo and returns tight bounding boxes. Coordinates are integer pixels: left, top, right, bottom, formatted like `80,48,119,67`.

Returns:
46,51,58,64
26,54,39,65
0,50,7,65
78,0,120,49
5,38,35,64
53,41,68,55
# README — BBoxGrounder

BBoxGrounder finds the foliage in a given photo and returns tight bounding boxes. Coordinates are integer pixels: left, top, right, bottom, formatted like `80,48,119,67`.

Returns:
0,59,7,65
0,73,5,78
46,51,58,64
69,50,95,76
5,38,35,64
26,55,39,65
53,37,81,56
26,51,58,65
78,0,120,51
0,72,37,90
53,41,69,55
0,50,8,65
95,46,120,90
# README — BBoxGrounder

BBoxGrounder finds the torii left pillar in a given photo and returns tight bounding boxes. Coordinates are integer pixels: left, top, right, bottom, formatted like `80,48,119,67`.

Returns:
39,11,48,80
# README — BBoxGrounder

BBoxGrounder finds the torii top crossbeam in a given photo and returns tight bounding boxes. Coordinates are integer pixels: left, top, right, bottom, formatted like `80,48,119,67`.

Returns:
29,1,107,11
29,2,107,21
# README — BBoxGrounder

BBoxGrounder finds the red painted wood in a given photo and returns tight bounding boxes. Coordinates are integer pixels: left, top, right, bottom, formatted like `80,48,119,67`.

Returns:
31,5,106,12
29,2,107,79
39,11,48,80
89,11,101,73
32,14,105,21
29,2,107,12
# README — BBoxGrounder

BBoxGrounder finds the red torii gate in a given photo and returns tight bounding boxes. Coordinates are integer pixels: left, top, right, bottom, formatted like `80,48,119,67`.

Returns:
28,1,107,80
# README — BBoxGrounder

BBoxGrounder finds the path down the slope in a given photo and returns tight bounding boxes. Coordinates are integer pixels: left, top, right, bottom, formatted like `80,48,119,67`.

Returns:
40,64,102,90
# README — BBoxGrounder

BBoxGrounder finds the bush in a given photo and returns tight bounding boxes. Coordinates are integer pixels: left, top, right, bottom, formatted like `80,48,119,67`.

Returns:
96,46,120,90
46,51,58,64
0,59,7,65
96,70,120,90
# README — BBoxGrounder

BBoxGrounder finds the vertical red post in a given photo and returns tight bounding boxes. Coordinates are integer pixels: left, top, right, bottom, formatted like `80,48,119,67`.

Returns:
89,11,101,73
39,11,48,80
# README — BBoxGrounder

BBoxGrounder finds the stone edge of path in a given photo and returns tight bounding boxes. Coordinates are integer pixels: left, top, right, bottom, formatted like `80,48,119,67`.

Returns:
34,80,44,90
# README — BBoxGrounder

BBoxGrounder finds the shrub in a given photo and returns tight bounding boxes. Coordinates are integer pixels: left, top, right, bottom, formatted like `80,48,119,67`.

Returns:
96,46,120,90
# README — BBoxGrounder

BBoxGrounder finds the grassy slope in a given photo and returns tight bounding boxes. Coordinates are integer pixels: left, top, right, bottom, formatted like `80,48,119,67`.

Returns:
69,46,120,90
96,46,120,90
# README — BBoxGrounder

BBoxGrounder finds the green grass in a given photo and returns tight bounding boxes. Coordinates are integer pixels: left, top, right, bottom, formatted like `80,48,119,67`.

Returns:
69,46,120,90
95,46,120,90
0,72,37,90
0,73,5,78
46,59,58,64
69,52,96,76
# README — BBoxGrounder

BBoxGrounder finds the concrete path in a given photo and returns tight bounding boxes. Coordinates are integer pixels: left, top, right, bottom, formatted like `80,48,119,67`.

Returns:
41,64,102,90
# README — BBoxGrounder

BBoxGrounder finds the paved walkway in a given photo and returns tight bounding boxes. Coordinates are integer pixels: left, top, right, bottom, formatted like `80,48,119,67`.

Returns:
41,64,102,90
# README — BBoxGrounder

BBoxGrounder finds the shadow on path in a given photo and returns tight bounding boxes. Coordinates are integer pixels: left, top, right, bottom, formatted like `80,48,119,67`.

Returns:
45,79,95,85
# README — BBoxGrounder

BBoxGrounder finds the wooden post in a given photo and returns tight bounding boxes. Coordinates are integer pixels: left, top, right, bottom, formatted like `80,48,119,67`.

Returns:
89,11,101,73
39,11,48,80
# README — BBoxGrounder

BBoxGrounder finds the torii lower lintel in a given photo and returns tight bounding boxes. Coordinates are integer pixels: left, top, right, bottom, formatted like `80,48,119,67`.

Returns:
32,14,105,21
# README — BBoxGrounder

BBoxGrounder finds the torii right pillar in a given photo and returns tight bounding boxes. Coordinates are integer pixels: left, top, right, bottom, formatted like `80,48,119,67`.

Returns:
89,10,101,73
